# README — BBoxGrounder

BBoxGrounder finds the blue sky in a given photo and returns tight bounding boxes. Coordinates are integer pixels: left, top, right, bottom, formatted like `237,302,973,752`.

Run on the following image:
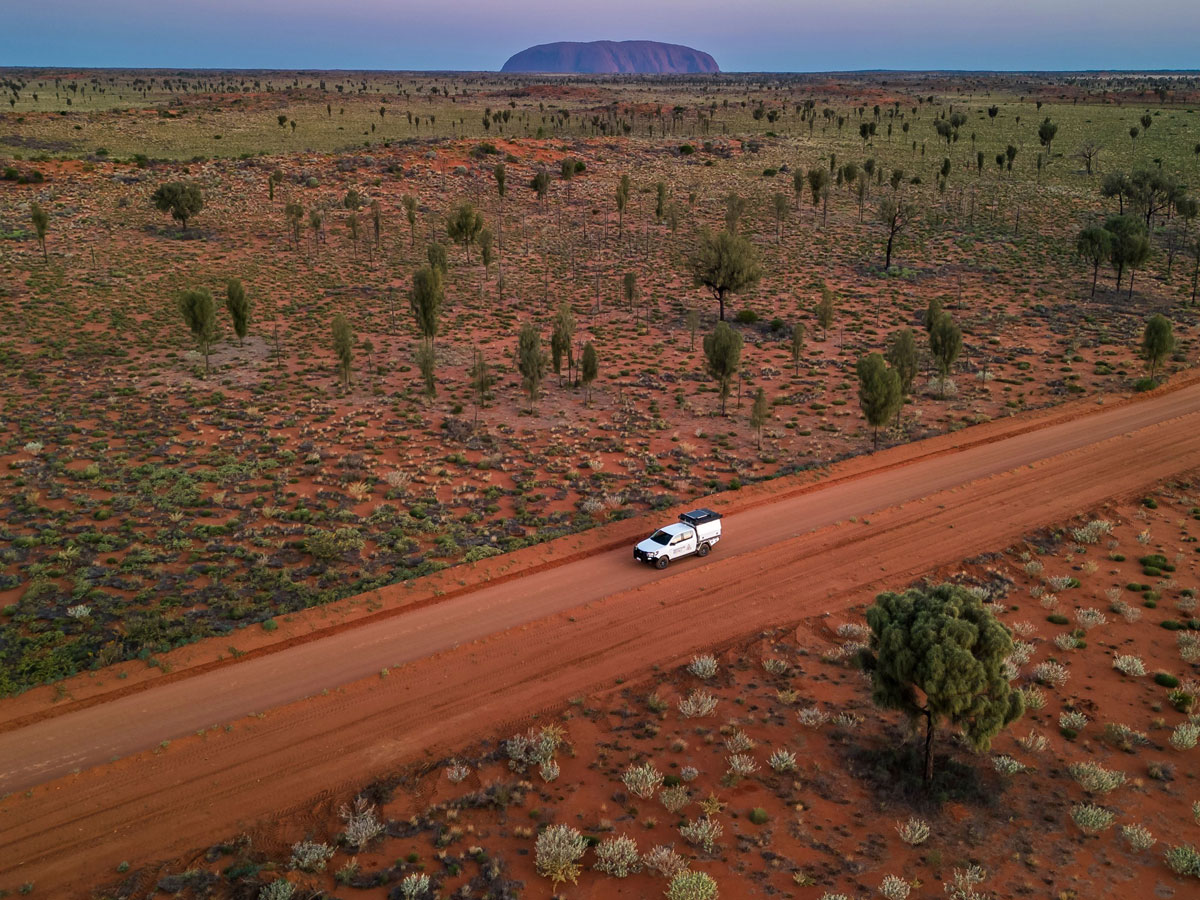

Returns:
4,0,1198,71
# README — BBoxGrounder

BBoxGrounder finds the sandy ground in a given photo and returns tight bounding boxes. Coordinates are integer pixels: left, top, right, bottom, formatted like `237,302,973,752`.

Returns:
4,377,1200,896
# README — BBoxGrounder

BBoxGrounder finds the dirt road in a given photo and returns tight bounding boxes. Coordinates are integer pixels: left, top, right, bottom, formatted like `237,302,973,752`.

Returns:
4,381,1200,896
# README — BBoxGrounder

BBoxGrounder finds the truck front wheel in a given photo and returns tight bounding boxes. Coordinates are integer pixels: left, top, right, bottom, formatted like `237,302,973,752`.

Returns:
654,556,669,570
696,543,711,558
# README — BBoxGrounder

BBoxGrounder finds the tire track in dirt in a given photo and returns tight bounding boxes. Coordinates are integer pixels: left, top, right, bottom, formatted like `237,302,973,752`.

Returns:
3,383,1200,896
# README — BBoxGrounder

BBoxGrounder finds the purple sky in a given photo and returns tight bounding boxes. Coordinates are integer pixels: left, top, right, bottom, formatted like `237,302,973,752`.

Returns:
5,0,1199,71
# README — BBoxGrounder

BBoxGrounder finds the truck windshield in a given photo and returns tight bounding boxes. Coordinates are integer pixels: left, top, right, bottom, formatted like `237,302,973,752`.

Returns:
649,530,671,545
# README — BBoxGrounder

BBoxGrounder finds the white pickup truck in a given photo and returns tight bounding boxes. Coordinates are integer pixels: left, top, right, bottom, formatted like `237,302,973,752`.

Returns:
634,508,723,569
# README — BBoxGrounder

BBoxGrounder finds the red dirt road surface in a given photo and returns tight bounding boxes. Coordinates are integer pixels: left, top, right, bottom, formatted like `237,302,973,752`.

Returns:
4,380,1200,896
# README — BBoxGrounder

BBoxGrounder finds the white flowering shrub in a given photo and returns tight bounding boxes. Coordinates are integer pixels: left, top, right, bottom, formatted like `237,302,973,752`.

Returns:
1071,803,1115,834
1033,661,1069,687
398,873,431,900
1059,710,1088,731
1072,519,1112,544
1075,607,1107,630
687,654,718,679
679,816,723,852
723,730,754,752
767,748,798,772
1121,823,1156,851
992,755,1026,775
623,762,664,798
666,870,718,900
290,840,334,872
678,690,719,718
1164,843,1200,877
445,760,470,784
895,816,930,846
593,834,640,877
1068,761,1125,793
1170,722,1200,750
797,706,829,727
1113,655,1146,676
535,824,587,885
725,753,758,778
339,796,384,849
659,785,690,813
879,874,911,900
258,881,294,900
641,844,688,878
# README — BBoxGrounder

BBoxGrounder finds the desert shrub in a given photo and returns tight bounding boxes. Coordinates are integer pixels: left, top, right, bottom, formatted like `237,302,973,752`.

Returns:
259,881,294,900
540,758,560,782
641,844,688,878
1170,722,1200,750
304,527,364,560
666,870,718,900
797,705,829,727
1169,689,1196,713
726,752,758,779
1068,761,1125,793
879,874,911,900
1113,655,1146,677
679,816,723,852
506,724,563,773
895,816,930,845
289,841,334,872
1021,686,1046,710
535,824,587,885
943,865,987,900
1054,632,1083,651
623,762,664,798
687,654,718,678
992,755,1025,775
761,657,789,675
660,785,690,813
1017,730,1049,752
1033,661,1069,687
445,760,470,783
767,748,798,772
593,834,640,877
1047,575,1075,591
398,873,431,900
1073,520,1113,544
1075,607,1107,629
1071,803,1115,834
678,690,718,718
734,309,759,324
723,730,754,752
1059,710,1088,732
1122,823,1157,851
339,796,384,848
748,807,769,825
1164,843,1200,877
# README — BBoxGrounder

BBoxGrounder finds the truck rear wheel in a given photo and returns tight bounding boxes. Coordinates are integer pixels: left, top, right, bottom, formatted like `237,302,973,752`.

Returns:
696,543,711,558
654,556,669,570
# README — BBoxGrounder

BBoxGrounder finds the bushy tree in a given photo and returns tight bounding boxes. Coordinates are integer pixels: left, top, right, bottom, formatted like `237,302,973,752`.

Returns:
401,194,418,246
689,228,762,321
284,201,304,249
703,321,743,416
332,313,353,386
468,347,495,424
446,201,483,258
929,312,962,398
724,191,748,232
478,227,494,276
858,583,1024,783
1037,117,1058,156
551,300,576,385
415,342,436,398
856,352,902,449
178,288,218,375
426,241,449,276
531,168,550,203
1105,214,1151,296
152,182,204,232
1141,314,1174,381
224,277,250,345
885,327,918,424
516,322,547,412
814,283,835,340
409,266,443,345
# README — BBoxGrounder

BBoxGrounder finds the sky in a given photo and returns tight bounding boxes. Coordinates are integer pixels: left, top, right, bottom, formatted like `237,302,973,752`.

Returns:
4,0,1199,72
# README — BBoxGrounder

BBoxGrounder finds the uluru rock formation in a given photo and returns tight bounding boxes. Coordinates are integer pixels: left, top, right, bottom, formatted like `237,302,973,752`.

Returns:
501,40,719,75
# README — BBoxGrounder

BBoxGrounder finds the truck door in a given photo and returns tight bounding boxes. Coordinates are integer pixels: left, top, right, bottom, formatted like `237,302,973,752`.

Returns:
671,531,694,558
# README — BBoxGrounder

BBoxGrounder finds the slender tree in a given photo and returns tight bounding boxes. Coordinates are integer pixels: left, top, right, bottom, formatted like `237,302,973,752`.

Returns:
814,283,835,340
331,313,353,387
560,157,576,204
858,583,1024,784
284,201,304,250
1037,117,1058,157
468,347,495,425
1105,214,1151,296
885,327,918,425
268,169,283,201
178,288,218,375
856,352,902,449
878,196,917,270
581,341,598,405
30,202,48,261
790,321,806,375
1075,225,1113,298
772,192,789,242
689,228,763,321
750,387,769,448
616,174,630,237
478,227,494,278
703,321,743,416
531,168,550,204
807,167,830,226
415,342,436,398
426,241,449,276
224,277,250,345
402,194,418,247
724,191,748,232
1141,314,1174,381
516,322,548,412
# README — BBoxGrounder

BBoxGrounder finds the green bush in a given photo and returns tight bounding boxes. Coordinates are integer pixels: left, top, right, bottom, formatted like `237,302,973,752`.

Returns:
734,309,759,324
1155,672,1181,688
1047,614,1069,625
1161,620,1184,631
748,807,769,825
679,144,695,155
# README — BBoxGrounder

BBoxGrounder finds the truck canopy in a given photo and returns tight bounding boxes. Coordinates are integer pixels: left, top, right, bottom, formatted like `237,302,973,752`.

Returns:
679,508,722,527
